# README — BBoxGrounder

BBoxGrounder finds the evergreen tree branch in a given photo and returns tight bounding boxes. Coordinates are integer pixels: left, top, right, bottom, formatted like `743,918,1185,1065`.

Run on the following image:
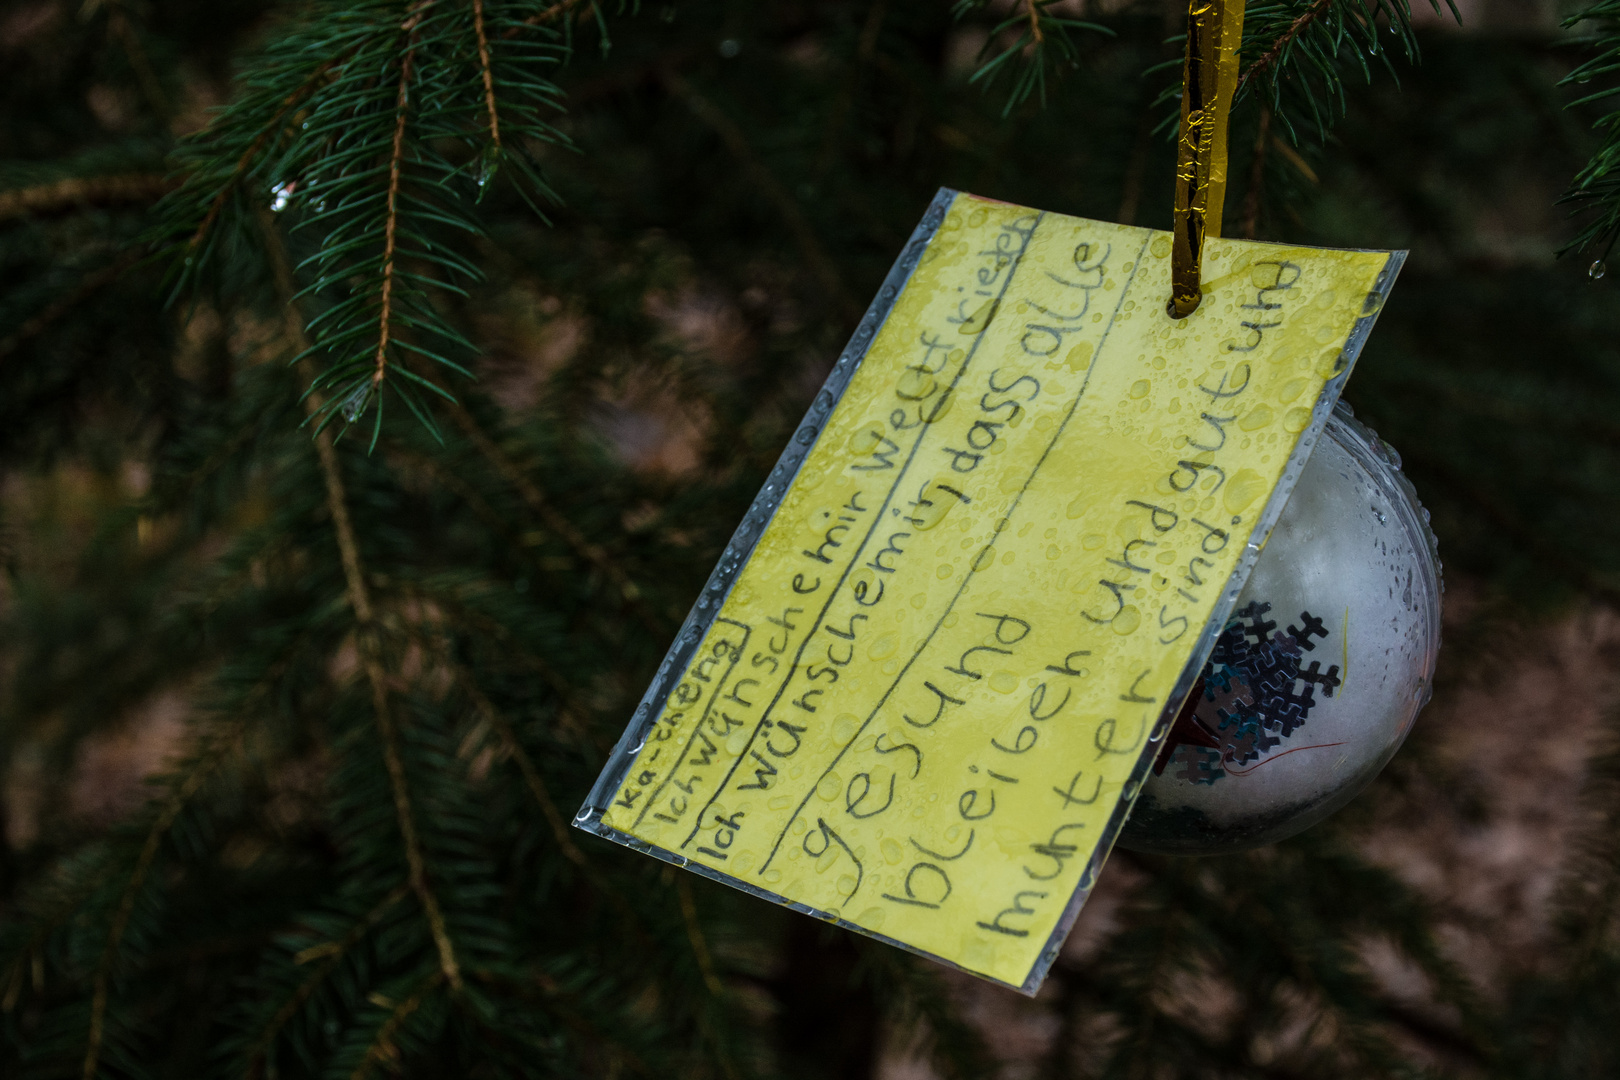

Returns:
473,0,503,149
181,61,342,260
348,969,446,1080
244,885,412,1078
262,208,464,993
951,0,1112,116
371,3,432,400
82,725,244,1080
1238,0,1335,93
391,581,601,750
445,402,661,628
165,0,571,437
0,175,173,221
445,658,589,868
1561,0,1620,258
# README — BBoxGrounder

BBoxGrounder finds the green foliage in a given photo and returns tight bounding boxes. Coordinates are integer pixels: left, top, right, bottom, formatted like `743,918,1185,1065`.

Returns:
1561,0,1620,260
951,0,1112,116
2,2,1619,1079
159,0,573,443
1234,0,1458,147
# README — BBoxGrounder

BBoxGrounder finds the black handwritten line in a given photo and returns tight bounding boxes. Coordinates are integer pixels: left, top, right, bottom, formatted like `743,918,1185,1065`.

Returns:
676,210,1046,852
758,229,1154,880
631,619,751,829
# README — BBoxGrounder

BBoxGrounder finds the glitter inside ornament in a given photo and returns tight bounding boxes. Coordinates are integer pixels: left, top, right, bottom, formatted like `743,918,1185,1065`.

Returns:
1119,405,1442,855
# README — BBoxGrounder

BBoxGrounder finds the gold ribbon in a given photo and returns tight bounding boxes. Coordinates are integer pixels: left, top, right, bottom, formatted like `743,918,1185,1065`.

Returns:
1170,0,1246,318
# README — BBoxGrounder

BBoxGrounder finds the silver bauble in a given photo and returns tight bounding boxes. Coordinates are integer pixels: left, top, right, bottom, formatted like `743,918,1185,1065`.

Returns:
1119,405,1442,855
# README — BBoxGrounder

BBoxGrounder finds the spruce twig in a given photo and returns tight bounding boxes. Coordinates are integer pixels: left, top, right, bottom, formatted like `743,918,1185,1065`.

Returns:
244,885,412,1078
82,724,245,1080
445,402,663,631
348,970,445,1080
179,57,347,260
261,209,464,993
1238,0,1335,93
472,0,503,149
371,2,432,399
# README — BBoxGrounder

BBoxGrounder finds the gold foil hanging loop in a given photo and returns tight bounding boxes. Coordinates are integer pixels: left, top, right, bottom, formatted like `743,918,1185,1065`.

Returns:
1170,0,1246,318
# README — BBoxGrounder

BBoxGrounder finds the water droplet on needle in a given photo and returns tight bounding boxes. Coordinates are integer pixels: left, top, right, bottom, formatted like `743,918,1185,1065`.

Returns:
1591,259,1607,280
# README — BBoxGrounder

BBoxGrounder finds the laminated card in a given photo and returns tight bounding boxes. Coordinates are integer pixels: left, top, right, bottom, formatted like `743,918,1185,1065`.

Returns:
576,189,1403,994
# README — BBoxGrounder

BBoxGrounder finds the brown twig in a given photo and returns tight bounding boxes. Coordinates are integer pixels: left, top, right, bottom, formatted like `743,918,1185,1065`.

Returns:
1025,0,1045,46
1238,0,1335,92
0,175,173,221
472,0,502,148
186,55,349,256
259,208,463,993
374,6,430,391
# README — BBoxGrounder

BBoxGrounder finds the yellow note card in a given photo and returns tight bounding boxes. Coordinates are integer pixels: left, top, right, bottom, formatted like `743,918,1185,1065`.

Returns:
577,190,1402,993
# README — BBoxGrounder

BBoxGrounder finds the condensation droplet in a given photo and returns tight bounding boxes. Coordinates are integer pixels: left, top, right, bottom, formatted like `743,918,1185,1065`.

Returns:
1591,259,1607,280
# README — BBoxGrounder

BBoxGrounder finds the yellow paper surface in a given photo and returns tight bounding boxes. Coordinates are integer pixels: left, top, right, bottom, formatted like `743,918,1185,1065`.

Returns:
593,194,1393,989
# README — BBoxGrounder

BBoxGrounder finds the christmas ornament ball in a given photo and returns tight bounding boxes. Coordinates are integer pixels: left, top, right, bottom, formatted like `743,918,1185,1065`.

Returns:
1119,405,1442,855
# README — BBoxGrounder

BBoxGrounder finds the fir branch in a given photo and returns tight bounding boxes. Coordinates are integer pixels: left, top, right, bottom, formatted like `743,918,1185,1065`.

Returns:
372,3,432,400
1231,0,1456,149
520,0,592,31
309,374,465,996
1560,0,1620,259
0,174,172,221
348,970,445,1080
473,0,503,148
952,0,1112,117
164,0,571,438
390,579,601,750
82,724,244,1080
445,402,662,628
244,885,412,1078
1238,0,1334,94
263,209,464,993
440,653,588,868
185,58,346,261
